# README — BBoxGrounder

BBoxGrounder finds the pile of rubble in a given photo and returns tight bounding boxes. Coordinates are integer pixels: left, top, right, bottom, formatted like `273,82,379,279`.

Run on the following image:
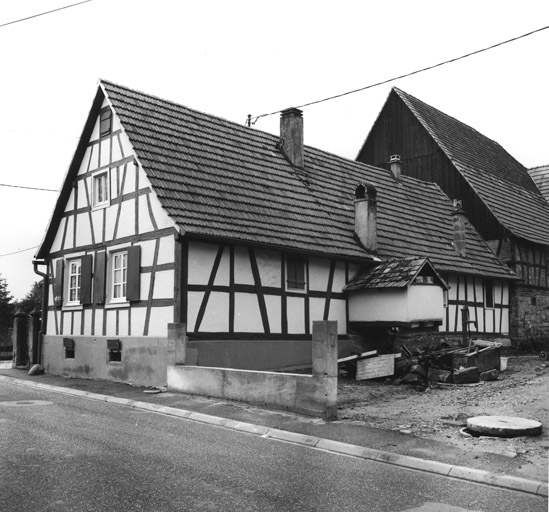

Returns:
338,340,504,386
395,340,502,386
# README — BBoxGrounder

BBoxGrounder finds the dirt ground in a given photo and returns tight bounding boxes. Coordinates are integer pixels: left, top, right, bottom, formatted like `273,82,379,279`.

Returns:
337,355,549,482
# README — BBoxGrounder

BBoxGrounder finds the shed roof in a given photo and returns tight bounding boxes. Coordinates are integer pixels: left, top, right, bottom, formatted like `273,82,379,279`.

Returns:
392,88,549,246
528,165,549,205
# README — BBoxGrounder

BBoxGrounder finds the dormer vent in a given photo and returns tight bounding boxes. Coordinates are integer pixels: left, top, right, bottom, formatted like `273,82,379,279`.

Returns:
280,108,304,168
354,182,377,252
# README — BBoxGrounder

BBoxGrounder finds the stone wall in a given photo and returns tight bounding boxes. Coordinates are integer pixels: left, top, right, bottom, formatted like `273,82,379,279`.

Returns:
509,284,549,343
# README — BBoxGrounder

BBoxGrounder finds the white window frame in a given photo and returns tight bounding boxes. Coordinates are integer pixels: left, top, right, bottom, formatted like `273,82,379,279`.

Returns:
111,251,128,303
67,259,82,305
93,171,109,208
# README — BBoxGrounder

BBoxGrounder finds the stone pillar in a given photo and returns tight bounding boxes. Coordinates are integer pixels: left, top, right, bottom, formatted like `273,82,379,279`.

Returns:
312,321,338,420
167,323,187,366
28,308,41,365
13,310,28,368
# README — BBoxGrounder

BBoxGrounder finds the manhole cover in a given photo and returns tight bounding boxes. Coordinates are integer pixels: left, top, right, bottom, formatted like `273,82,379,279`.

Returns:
0,400,53,407
467,415,542,437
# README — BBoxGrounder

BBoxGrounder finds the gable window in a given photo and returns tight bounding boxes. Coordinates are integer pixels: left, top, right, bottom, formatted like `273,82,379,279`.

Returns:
112,252,128,301
485,279,495,309
67,260,81,305
93,171,109,207
286,254,306,291
100,108,112,138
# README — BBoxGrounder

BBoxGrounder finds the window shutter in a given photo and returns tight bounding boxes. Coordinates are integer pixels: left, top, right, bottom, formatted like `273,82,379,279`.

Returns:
126,245,141,302
80,255,93,304
93,251,106,304
53,259,64,306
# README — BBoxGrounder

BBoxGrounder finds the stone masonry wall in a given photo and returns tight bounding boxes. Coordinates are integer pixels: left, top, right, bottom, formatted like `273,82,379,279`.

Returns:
509,284,549,343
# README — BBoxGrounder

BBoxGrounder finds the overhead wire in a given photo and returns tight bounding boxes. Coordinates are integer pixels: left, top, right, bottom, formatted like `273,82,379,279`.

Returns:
0,246,39,258
0,0,93,29
0,183,58,192
248,24,549,125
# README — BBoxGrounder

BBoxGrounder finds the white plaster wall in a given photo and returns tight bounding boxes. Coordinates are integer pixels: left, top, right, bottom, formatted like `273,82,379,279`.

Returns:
308,257,330,292
327,298,346,333
214,249,230,286
287,296,305,333
234,246,254,285
333,262,347,293
188,242,218,285
234,293,262,332
187,291,205,332
201,292,230,332
264,295,281,333
349,290,407,322
256,249,281,287
407,286,444,321
153,270,174,299
147,307,174,337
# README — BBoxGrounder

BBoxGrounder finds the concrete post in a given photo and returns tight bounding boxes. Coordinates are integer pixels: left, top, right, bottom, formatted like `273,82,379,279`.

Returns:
312,321,338,420
13,310,28,368
167,323,187,366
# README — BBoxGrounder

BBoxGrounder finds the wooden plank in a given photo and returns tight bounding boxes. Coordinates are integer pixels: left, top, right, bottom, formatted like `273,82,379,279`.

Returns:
356,354,395,380
337,350,377,363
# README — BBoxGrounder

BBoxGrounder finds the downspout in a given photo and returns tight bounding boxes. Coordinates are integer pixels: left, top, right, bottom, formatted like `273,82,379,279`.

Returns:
32,259,49,365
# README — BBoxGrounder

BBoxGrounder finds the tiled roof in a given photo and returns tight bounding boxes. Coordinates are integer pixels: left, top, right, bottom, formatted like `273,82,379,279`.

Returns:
343,258,446,291
528,165,549,205
394,88,549,246
95,80,514,280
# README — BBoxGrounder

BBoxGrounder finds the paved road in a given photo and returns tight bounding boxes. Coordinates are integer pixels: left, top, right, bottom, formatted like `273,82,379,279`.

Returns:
0,381,546,512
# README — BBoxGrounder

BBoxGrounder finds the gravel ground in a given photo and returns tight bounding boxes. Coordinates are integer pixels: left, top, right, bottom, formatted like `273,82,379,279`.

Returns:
337,355,549,482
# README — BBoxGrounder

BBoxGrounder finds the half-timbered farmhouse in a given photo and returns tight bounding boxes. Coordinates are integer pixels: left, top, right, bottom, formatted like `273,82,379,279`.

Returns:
34,81,515,386
356,88,549,343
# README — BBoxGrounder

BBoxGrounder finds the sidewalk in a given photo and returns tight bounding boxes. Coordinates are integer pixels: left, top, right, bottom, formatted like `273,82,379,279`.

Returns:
0,365,546,497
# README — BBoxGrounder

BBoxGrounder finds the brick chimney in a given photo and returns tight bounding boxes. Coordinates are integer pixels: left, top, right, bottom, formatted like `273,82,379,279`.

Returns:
389,155,402,181
280,108,304,167
354,183,377,252
452,200,467,257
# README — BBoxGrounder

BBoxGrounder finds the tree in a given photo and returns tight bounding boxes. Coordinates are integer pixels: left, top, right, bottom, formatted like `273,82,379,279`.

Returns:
17,280,44,315
0,274,15,340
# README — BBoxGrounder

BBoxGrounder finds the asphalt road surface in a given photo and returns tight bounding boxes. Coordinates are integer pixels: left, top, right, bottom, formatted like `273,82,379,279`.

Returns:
0,381,546,512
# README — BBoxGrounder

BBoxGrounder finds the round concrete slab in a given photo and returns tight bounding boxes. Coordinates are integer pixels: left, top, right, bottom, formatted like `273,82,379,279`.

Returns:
467,416,542,437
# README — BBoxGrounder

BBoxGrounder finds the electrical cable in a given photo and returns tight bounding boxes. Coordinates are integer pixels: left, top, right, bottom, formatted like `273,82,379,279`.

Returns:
248,24,549,125
0,0,92,29
0,246,39,258
0,183,58,192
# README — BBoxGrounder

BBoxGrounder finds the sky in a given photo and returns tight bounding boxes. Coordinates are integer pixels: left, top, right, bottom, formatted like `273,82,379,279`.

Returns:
1,0,548,300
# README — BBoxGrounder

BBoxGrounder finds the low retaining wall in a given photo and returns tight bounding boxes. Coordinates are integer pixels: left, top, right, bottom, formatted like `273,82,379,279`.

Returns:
168,321,339,419
168,366,336,418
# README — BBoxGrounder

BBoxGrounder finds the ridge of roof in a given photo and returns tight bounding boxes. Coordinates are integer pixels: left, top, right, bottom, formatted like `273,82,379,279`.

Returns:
392,87,549,245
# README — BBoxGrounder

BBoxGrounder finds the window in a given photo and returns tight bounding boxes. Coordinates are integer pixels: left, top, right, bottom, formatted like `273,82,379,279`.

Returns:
485,279,495,309
112,252,128,301
100,108,112,138
67,260,81,304
286,254,306,290
93,172,109,207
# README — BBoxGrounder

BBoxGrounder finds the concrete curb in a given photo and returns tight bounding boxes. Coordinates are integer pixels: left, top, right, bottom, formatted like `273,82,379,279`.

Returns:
1,375,546,497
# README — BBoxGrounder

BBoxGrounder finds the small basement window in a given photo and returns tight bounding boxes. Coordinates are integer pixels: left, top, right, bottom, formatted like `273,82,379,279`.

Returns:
107,339,122,362
63,337,75,359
